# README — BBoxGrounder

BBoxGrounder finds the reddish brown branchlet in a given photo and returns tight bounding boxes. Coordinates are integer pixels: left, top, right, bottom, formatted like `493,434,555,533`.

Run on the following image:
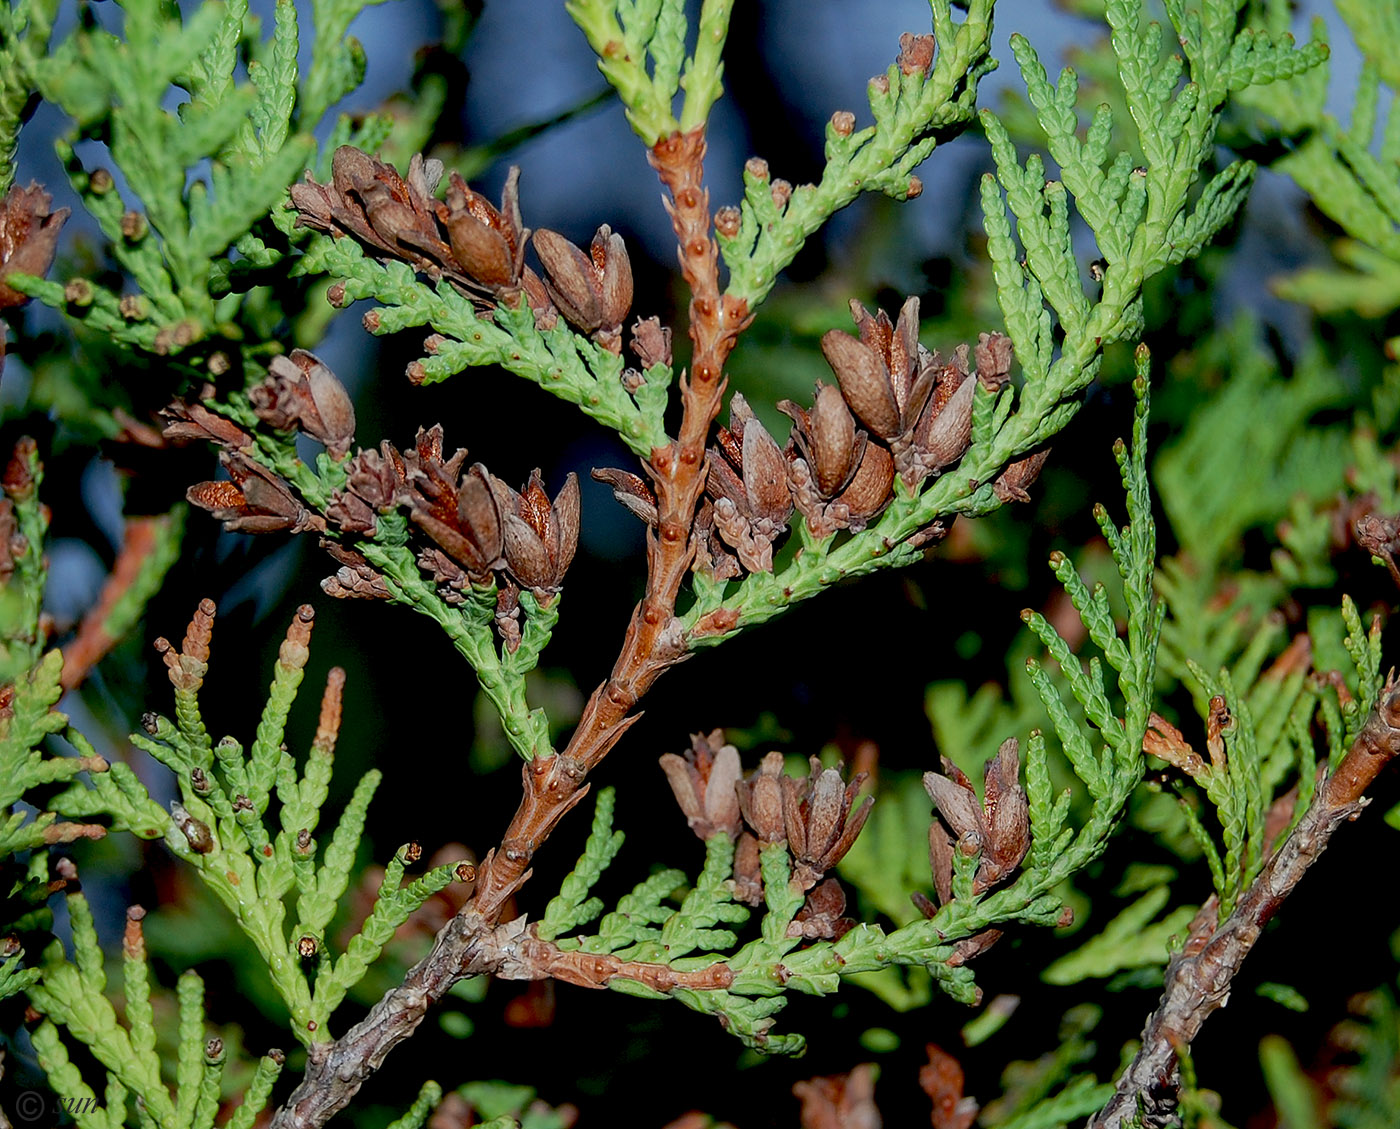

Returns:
123,906,147,961
153,597,215,692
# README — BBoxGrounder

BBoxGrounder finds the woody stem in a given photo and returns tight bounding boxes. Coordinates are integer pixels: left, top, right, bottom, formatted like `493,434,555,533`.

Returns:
470,124,747,920
1090,678,1400,1128
269,126,750,1128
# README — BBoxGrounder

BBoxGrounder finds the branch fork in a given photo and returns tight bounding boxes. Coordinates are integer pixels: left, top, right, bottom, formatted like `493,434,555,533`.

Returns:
272,124,745,1128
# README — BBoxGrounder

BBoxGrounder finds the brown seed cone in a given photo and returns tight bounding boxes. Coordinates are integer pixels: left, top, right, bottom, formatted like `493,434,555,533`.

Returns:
0,183,70,309
252,350,356,457
820,329,901,439
630,316,673,368
532,225,633,351
803,383,861,497
187,454,322,534
160,400,253,449
706,395,793,571
782,757,873,890
591,466,658,526
782,383,895,536
993,448,1051,504
833,441,896,527
915,370,976,472
659,731,743,840
400,440,505,580
736,751,787,843
490,470,580,595
923,739,1030,896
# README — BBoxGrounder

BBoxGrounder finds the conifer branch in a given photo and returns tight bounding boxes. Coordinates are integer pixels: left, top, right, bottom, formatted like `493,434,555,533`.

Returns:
270,911,731,1129
470,125,745,920
274,124,748,1127
1092,676,1400,1129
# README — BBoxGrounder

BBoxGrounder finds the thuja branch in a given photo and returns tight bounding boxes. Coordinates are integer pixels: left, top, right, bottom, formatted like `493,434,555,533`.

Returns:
270,124,743,1127
472,124,745,921
269,909,732,1129
1090,677,1400,1129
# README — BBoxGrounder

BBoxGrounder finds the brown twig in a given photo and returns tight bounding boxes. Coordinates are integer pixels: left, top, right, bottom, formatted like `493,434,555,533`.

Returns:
468,126,750,922
273,914,730,1128
1090,676,1400,1129
494,928,732,993
60,516,166,692
271,126,748,1128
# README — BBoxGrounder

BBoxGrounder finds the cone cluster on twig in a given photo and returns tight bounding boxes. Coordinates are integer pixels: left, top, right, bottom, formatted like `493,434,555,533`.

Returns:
922,738,1031,905
172,355,580,634
290,147,636,352
597,297,1028,578
659,736,873,939
291,148,531,306
705,301,1018,574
